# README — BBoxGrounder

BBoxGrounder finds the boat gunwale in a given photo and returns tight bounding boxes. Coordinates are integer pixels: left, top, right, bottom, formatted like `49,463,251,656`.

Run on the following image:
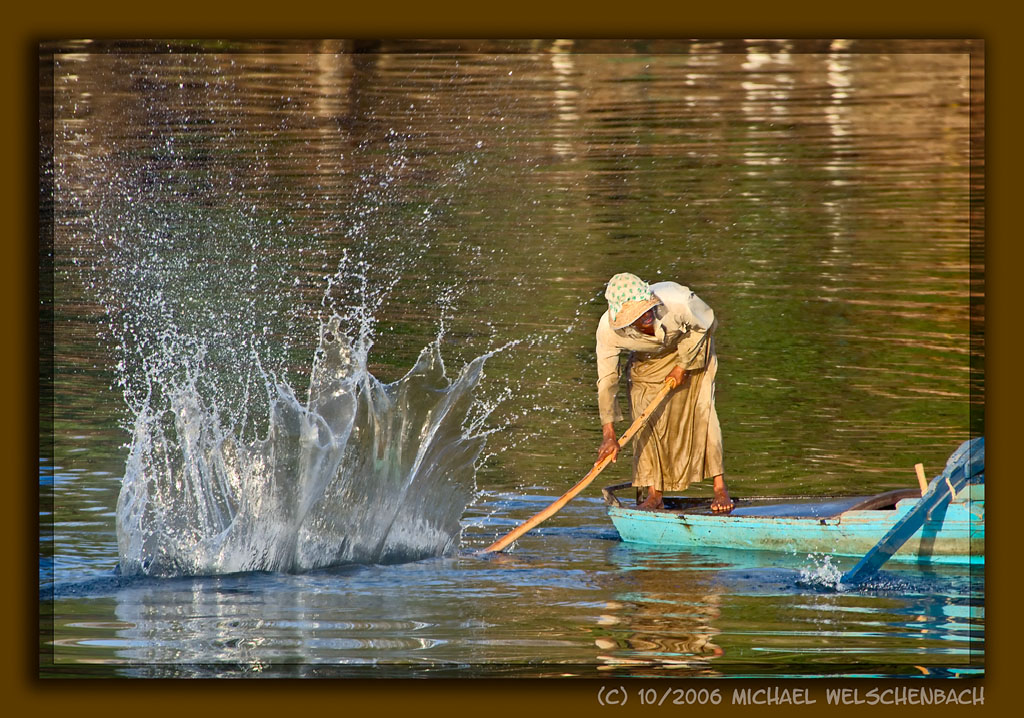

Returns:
601,481,983,521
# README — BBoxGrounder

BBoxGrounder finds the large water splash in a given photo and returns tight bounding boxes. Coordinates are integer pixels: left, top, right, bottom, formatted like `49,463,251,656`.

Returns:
116,311,490,576
53,52,548,577
99,179,496,576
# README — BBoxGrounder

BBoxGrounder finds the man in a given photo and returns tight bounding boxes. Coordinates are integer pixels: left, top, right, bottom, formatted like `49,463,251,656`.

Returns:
595,272,733,513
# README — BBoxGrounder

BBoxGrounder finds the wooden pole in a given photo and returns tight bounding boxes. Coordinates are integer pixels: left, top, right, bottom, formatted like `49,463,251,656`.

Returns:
914,463,928,496
842,438,984,584
478,376,677,555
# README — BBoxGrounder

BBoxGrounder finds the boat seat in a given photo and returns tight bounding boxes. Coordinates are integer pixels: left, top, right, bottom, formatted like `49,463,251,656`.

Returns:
605,483,958,519
724,489,922,519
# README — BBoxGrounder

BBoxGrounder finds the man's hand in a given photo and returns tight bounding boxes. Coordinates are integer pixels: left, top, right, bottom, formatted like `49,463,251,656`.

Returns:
597,423,619,465
666,365,686,389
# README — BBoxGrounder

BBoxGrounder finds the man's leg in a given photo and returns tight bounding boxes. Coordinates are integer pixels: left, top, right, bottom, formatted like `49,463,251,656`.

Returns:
711,474,733,513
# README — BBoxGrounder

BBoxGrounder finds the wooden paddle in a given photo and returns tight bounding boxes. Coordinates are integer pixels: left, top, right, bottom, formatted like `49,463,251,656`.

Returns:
479,376,678,554
841,437,984,584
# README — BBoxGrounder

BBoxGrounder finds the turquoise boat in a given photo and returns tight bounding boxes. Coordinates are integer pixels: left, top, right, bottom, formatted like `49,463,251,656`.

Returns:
602,481,984,565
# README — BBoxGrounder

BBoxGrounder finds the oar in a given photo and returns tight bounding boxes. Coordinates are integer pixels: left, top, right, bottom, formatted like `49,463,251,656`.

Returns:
479,376,678,555
841,437,984,584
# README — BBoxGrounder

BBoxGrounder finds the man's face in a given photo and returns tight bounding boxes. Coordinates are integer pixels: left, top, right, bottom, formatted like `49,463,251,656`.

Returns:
634,308,656,331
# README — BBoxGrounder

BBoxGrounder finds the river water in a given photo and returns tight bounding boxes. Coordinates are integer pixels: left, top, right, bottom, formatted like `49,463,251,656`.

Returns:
41,39,983,678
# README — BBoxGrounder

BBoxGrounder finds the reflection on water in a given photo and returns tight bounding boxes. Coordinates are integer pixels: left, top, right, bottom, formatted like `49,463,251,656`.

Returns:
45,496,983,677
592,541,982,678
592,553,727,675
42,39,982,677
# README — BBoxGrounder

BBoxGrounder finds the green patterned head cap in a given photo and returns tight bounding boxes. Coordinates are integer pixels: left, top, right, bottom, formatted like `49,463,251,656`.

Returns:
605,273,661,329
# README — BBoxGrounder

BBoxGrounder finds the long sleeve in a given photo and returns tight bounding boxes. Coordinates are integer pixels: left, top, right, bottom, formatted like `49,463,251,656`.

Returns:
675,324,716,370
673,293,717,371
595,319,624,425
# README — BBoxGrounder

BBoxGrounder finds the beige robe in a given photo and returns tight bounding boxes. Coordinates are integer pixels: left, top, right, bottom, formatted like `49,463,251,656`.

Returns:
595,281,724,491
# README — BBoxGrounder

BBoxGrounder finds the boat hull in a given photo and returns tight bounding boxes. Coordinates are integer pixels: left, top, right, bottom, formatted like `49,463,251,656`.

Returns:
605,485,984,565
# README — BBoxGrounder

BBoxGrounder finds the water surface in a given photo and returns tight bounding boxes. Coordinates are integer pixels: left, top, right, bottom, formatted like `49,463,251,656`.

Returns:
41,39,983,678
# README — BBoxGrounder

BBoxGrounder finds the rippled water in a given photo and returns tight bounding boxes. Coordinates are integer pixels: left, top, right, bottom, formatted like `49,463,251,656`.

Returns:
41,39,983,678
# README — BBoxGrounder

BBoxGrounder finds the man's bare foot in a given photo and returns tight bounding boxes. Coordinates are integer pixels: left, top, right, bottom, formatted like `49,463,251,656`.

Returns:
637,488,664,511
711,475,733,514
